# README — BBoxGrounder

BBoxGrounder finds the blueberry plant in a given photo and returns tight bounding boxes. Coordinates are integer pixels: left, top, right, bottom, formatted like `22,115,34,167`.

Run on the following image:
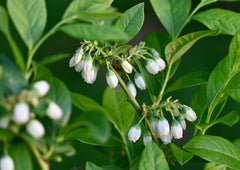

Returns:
0,0,240,170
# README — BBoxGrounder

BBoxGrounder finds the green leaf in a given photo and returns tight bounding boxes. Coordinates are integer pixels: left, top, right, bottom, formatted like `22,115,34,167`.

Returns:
199,0,218,7
39,53,70,66
60,23,128,41
166,71,209,93
233,138,240,151
0,6,10,36
204,163,227,170
165,30,220,64
184,135,240,170
139,141,169,170
193,9,240,35
102,87,136,134
8,142,33,170
215,110,239,127
115,3,144,44
0,55,27,95
0,128,14,140
225,72,240,103
149,0,191,38
7,0,47,50
112,45,132,56
170,143,193,165
65,111,111,145
86,162,104,170
35,66,53,82
47,78,71,126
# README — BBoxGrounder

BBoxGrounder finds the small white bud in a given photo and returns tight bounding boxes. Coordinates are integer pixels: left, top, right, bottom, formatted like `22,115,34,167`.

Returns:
160,132,172,144
106,70,118,88
134,72,146,90
12,102,30,124
26,119,45,139
153,56,166,72
143,130,152,146
178,115,186,130
121,60,132,73
82,69,94,84
171,120,183,139
157,116,170,136
150,116,158,137
145,59,159,75
127,81,137,98
0,155,14,170
33,80,50,97
74,48,83,65
75,60,84,72
46,102,63,121
69,55,75,67
128,124,141,143
180,105,197,122
83,54,93,73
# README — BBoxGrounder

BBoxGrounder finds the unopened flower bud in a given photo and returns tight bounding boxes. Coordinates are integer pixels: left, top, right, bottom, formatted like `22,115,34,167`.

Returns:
178,115,186,130
75,60,84,72
83,54,93,73
0,155,14,170
121,60,132,73
46,102,63,120
149,48,160,58
160,132,172,144
74,48,84,65
179,105,197,122
26,119,45,138
106,70,118,88
127,81,137,98
69,55,75,67
134,72,146,90
145,59,159,75
128,124,141,143
33,80,50,97
12,102,30,124
153,56,166,72
143,130,152,146
171,120,183,139
150,116,158,137
157,116,170,136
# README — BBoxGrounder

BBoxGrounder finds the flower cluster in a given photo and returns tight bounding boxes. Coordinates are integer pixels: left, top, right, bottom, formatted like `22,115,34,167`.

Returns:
128,99,197,145
69,40,166,98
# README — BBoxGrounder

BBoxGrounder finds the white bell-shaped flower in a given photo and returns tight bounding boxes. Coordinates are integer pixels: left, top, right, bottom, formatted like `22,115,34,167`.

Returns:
46,102,63,121
178,115,186,130
33,80,50,97
128,124,141,143
106,70,118,88
121,59,132,73
92,66,99,83
75,59,84,72
143,130,152,146
127,81,137,98
0,155,14,170
150,116,158,137
171,120,183,139
82,69,94,84
69,55,75,67
145,59,159,75
157,116,170,136
26,119,45,139
12,102,30,124
74,48,84,65
160,132,172,144
153,56,166,72
82,54,93,74
149,48,160,57
180,105,197,122
134,72,146,90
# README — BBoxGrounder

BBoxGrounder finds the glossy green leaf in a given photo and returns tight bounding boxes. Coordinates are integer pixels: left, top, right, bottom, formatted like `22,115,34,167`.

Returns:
165,30,220,64
8,142,33,170
0,128,14,140
210,96,228,122
215,110,239,126
102,87,136,134
193,9,240,35
225,72,240,103
170,143,193,165
65,111,111,145
35,66,53,82
139,141,169,170
47,78,71,126
7,0,47,50
204,163,227,170
39,53,70,66
112,45,132,56
115,3,144,44
233,138,240,151
0,55,27,95
184,135,240,170
0,6,10,36
149,0,191,38
200,0,217,6
60,23,128,41
86,162,104,170
166,71,209,93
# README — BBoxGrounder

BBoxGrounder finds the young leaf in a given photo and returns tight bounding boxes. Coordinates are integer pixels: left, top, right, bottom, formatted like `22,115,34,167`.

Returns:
184,135,240,170
39,53,70,66
149,0,191,38
165,30,220,64
60,23,128,41
112,45,132,56
193,9,240,35
215,110,239,127
102,87,136,134
115,3,144,44
139,141,169,170
47,78,71,126
170,143,193,165
86,162,104,170
204,163,227,170
8,142,33,170
7,0,47,50
166,71,209,93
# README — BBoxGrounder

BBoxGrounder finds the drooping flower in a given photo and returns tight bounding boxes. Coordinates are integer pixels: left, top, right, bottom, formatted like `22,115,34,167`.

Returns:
121,59,132,73
46,102,63,121
69,55,75,67
128,124,141,143
153,56,166,72
160,132,172,144
145,59,159,75
127,81,137,98
150,115,158,137
143,130,152,146
134,72,146,90
82,53,93,74
0,155,14,170
171,120,183,139
106,70,118,88
26,119,45,139
74,48,84,65
157,116,170,136
179,105,197,122
12,102,30,124
149,48,160,58
33,80,50,97
178,115,186,130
